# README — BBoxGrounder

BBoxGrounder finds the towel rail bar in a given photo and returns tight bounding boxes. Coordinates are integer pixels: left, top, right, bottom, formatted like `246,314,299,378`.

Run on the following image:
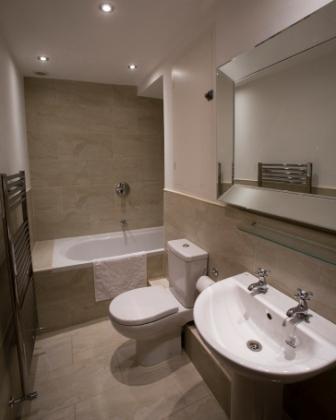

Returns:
258,162,312,193
1,170,38,403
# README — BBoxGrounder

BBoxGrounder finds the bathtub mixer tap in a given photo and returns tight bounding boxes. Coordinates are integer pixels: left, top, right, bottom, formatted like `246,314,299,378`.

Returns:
115,182,130,197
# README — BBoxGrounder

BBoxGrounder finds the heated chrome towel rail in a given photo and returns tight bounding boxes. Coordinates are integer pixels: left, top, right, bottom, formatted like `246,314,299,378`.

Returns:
1,171,38,404
258,162,312,193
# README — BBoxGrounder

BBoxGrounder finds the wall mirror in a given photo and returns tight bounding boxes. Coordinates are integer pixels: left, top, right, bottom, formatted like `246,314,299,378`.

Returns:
216,1,336,232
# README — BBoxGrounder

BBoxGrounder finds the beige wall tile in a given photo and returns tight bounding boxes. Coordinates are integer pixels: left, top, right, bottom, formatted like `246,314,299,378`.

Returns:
166,190,336,420
32,240,54,272
32,188,62,213
34,267,110,332
310,262,336,322
34,251,165,331
25,78,164,240
147,254,165,280
165,190,336,323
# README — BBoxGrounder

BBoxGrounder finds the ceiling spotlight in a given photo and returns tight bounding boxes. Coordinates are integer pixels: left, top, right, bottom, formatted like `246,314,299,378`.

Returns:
100,3,113,13
37,55,49,62
128,64,137,71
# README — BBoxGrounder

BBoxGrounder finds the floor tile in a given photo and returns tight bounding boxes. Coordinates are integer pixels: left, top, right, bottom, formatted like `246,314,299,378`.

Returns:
26,319,226,420
115,340,190,386
72,319,127,364
30,336,73,385
22,404,75,420
169,395,228,420
75,387,139,420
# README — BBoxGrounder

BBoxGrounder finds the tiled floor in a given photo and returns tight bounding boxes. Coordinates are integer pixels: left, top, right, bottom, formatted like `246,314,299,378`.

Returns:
22,318,227,420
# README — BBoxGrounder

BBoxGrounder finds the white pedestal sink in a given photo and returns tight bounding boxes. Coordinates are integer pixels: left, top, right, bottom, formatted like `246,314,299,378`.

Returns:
194,272,336,420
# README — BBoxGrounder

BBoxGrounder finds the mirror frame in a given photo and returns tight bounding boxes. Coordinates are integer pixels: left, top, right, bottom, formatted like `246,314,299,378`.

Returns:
216,2,336,233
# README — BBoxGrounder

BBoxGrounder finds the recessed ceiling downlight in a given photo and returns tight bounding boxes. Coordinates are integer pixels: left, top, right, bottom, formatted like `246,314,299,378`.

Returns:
100,3,113,13
37,55,49,62
128,64,137,71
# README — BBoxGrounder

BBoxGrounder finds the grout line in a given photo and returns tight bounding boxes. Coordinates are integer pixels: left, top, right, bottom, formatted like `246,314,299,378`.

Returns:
70,334,74,366
169,393,216,419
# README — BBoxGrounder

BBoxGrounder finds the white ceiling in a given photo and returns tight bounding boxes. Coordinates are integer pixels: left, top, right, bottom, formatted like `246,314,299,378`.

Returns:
0,0,217,87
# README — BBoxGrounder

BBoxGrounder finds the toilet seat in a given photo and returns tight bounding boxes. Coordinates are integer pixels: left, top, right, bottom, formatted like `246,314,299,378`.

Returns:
109,286,179,326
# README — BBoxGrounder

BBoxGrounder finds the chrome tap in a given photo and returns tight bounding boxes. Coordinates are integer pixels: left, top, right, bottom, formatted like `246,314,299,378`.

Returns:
247,268,270,294
282,288,313,326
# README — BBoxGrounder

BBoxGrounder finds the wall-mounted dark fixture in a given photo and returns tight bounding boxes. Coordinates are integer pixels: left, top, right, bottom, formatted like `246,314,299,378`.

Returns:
204,90,214,101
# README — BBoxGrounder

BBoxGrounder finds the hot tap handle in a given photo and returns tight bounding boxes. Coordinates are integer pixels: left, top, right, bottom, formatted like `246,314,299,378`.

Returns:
295,288,313,301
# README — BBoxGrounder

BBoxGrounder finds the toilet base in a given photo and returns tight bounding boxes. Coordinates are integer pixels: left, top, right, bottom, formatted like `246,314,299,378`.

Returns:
136,333,182,366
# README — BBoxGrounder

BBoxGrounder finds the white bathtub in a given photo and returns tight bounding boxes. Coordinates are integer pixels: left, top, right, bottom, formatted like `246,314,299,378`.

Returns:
33,226,164,272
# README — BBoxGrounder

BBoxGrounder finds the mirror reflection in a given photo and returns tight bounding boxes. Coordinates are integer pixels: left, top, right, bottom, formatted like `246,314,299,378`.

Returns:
216,1,336,199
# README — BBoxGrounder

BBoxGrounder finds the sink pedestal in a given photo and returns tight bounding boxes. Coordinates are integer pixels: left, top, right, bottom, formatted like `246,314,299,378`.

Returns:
231,373,283,420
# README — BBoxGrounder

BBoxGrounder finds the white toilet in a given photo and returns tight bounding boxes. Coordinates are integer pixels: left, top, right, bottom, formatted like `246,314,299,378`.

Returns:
109,239,208,366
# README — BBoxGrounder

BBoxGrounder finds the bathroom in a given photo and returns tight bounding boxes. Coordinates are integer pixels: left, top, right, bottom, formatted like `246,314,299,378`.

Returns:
0,0,335,419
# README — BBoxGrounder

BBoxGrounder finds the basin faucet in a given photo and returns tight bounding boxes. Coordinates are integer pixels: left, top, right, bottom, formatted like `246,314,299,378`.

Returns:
247,268,270,294
282,288,313,326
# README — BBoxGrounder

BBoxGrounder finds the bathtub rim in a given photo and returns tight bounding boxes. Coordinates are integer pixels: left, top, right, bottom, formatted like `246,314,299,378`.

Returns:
32,226,165,274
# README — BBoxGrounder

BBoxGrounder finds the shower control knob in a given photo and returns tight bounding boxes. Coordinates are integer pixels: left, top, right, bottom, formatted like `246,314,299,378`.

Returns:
115,182,130,197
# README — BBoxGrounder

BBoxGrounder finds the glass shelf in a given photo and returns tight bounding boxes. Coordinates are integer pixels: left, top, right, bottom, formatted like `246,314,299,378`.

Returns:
239,222,336,266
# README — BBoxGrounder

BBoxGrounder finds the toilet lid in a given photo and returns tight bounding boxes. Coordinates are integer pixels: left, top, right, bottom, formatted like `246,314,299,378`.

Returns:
109,286,179,326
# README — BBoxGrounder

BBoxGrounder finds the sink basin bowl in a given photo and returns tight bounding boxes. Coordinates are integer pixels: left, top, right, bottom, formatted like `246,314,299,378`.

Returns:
194,273,336,382
194,272,336,420
194,272,336,383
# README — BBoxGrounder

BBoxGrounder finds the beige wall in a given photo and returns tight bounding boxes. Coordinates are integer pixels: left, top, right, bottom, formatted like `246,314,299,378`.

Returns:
0,32,29,420
172,31,216,200
25,78,164,241
152,2,336,327
140,0,331,202
141,1,336,324
235,42,336,188
155,0,336,326
165,189,336,417
165,190,336,323
0,34,30,187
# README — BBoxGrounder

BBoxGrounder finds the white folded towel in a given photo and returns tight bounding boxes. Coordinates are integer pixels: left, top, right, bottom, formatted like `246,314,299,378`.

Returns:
93,252,147,302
